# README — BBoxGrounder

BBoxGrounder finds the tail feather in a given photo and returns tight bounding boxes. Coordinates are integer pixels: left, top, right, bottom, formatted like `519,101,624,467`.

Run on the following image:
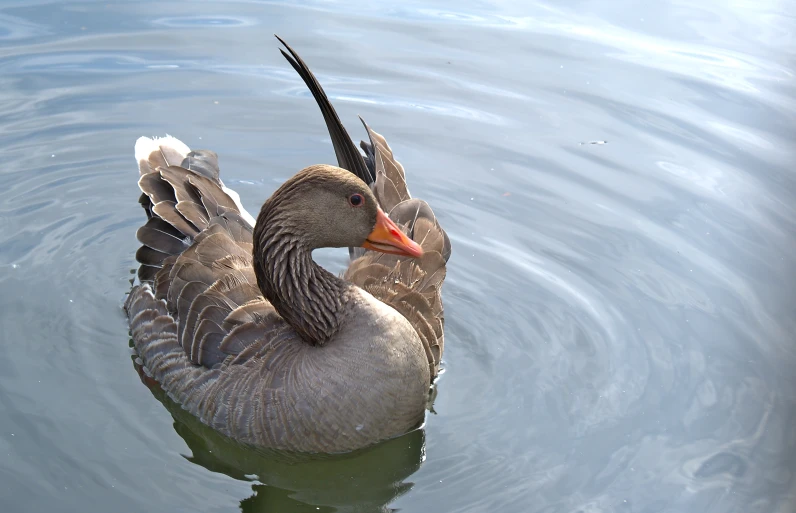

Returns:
136,217,190,256
138,265,160,283
135,135,191,175
139,173,177,204
135,245,170,267
159,166,237,219
181,149,221,183
151,201,200,237
175,202,210,231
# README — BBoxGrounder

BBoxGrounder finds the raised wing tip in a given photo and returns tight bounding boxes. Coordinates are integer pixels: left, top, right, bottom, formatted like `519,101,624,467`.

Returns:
274,34,374,187
274,34,299,64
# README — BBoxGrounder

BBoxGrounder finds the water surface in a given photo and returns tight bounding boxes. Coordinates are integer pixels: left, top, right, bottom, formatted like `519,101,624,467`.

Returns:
0,1,794,512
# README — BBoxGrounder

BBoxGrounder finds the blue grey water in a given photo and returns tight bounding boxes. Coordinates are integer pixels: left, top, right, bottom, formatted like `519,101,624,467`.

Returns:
0,1,794,512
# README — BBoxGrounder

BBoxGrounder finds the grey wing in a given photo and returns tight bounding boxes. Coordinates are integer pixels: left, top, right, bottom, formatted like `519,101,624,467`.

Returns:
344,124,451,380
128,136,287,371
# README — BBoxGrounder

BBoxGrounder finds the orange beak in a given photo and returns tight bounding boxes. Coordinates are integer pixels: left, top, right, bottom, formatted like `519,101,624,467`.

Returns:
362,208,424,258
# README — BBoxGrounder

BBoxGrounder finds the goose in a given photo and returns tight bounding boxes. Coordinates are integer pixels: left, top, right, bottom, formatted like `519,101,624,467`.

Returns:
124,36,450,453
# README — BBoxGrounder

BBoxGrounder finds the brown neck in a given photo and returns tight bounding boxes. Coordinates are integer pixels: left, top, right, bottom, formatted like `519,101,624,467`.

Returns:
252,199,351,345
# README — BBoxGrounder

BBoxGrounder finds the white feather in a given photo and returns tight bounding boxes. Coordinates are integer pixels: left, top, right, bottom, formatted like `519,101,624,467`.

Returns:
134,135,191,165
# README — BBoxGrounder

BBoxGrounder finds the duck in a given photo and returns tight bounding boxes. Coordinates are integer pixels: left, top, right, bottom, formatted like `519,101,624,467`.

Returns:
124,36,451,454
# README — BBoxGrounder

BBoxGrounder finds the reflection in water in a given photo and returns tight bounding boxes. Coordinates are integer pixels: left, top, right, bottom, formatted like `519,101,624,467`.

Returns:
134,359,425,512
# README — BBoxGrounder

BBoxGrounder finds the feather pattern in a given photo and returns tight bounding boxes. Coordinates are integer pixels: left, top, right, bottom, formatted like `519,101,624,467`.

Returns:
125,36,451,453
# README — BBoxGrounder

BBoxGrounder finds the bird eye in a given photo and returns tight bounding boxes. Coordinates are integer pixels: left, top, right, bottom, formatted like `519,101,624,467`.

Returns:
348,193,364,207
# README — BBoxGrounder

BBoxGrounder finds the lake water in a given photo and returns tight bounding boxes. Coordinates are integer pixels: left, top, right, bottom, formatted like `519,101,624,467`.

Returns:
0,1,794,512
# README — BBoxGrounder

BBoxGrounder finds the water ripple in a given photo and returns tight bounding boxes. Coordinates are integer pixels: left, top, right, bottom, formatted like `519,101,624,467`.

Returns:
152,15,257,28
0,13,49,41
0,1,793,512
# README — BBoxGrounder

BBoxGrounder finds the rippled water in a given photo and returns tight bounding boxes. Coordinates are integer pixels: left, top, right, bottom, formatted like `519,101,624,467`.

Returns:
1,1,794,512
